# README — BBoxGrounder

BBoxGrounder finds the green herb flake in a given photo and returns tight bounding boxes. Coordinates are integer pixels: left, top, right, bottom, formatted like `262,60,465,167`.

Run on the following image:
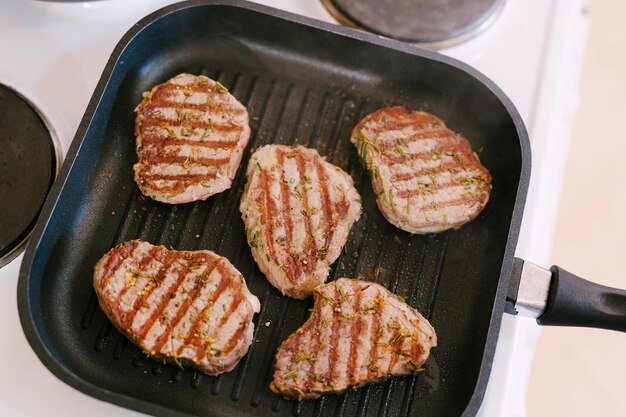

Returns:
172,356,184,370
164,127,177,138
388,189,396,209
167,191,183,200
215,81,229,93
199,128,210,142
249,230,259,248
315,248,328,259
360,142,368,169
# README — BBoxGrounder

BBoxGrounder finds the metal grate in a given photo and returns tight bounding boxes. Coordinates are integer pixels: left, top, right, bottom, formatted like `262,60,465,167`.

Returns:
79,67,449,417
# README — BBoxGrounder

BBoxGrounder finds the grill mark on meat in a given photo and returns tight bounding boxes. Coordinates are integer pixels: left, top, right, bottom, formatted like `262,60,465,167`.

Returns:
381,142,470,167
371,117,433,133
315,159,333,250
327,284,341,384
367,296,382,379
143,100,248,115
148,79,217,92
112,245,161,317
100,241,140,287
150,258,219,352
390,160,484,182
295,152,317,273
411,341,423,364
281,327,302,376
178,262,231,359
136,177,219,197
135,260,192,344
120,249,174,329
302,308,322,392
396,184,488,202
222,313,250,357
145,89,246,114
140,136,239,149
145,81,239,102
366,106,440,132
367,130,453,155
347,288,363,385
212,285,245,355
140,173,218,182
333,196,351,220
259,169,280,274
142,154,230,167
276,149,297,279
140,117,245,132
372,123,447,141
387,334,400,374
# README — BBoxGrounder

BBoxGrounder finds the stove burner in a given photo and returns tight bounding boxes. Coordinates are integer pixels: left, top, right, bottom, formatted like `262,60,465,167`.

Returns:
321,0,504,48
0,84,58,268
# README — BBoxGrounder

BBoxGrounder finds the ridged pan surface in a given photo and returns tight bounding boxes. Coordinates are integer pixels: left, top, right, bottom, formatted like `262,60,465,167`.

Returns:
17,2,530,417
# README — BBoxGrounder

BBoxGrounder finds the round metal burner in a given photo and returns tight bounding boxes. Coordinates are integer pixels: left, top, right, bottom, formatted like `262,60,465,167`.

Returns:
0,84,60,268
321,0,505,48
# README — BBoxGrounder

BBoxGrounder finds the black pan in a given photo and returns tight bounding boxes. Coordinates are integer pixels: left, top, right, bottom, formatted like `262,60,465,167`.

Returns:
17,1,626,417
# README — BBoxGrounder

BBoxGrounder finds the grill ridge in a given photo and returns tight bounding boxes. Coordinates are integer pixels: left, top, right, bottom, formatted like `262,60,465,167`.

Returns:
400,234,449,417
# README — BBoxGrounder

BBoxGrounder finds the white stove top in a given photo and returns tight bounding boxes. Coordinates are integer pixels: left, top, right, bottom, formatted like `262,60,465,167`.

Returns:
0,0,587,416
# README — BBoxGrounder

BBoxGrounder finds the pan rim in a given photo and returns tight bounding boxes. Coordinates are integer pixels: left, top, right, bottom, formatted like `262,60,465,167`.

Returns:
17,1,532,416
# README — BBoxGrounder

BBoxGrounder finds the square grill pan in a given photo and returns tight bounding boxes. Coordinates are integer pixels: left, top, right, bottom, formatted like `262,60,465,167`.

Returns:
18,1,530,417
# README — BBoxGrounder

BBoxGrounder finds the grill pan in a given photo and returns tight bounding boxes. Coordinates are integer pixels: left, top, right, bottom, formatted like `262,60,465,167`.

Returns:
17,1,626,417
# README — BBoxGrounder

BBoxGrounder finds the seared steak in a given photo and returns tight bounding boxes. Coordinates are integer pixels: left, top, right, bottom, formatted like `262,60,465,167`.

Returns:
270,278,436,399
240,145,361,299
134,73,250,204
352,106,491,233
93,240,260,375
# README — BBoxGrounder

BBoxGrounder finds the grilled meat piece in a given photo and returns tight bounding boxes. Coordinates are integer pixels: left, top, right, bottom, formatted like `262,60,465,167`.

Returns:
240,145,362,299
134,73,250,204
93,240,260,375
270,278,436,399
352,106,491,233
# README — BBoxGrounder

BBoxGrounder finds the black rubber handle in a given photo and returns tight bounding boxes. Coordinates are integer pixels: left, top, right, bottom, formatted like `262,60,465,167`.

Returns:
537,265,626,332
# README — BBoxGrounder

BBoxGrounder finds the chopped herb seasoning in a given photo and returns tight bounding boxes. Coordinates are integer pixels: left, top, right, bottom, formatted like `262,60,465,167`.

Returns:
388,189,396,209
246,228,260,248
172,356,184,370
315,248,328,259
360,142,368,168
166,190,183,200
215,81,229,93
164,126,177,138
199,128,210,141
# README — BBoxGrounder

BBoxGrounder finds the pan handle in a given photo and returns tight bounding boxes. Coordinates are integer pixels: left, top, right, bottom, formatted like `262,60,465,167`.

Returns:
506,258,626,332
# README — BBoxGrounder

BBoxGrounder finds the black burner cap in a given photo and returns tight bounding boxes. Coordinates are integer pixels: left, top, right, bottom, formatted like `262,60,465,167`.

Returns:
322,0,504,46
0,84,57,268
